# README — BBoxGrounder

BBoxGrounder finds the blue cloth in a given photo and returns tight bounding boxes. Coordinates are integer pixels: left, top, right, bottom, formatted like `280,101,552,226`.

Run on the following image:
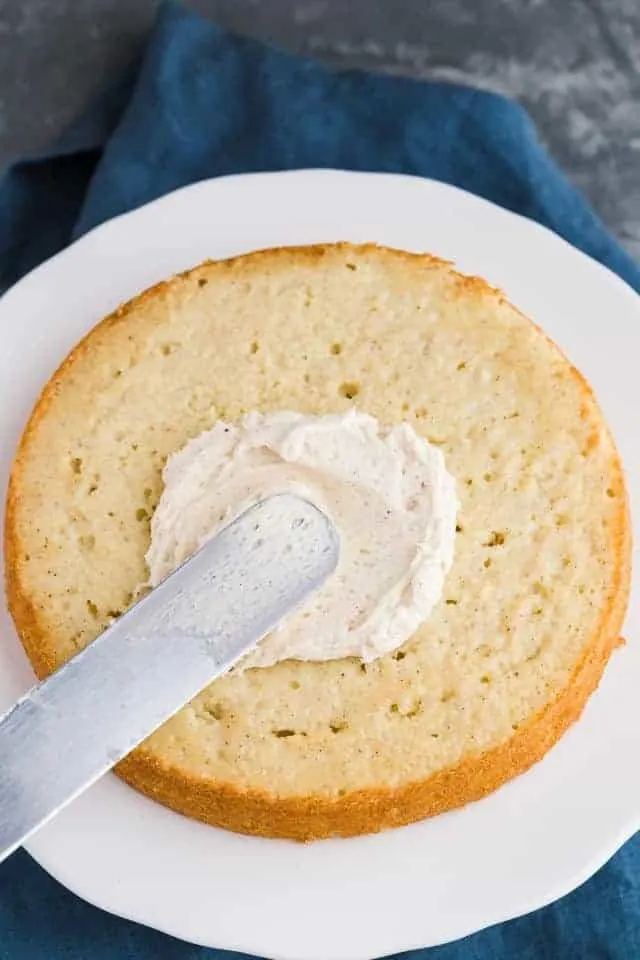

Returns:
0,3,638,958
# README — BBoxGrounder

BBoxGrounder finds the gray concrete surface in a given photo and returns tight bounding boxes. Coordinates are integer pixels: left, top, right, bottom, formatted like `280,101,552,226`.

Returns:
0,0,638,258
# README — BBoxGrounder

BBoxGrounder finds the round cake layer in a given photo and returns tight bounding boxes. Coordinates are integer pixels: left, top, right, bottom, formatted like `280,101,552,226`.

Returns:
5,244,630,840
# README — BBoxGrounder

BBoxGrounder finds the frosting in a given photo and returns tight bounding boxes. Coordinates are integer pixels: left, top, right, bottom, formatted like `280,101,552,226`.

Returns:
147,410,457,670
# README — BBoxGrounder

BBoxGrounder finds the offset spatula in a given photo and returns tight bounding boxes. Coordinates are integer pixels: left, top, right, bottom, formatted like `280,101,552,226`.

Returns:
0,494,339,864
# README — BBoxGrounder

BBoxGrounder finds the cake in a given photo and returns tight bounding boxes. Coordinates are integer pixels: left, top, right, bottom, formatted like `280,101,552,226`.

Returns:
5,244,630,840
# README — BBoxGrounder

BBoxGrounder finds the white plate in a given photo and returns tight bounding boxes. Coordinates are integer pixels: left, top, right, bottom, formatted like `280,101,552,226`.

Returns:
1,170,639,960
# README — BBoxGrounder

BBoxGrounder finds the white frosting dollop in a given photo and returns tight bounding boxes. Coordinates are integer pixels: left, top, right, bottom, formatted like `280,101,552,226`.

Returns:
146,410,457,670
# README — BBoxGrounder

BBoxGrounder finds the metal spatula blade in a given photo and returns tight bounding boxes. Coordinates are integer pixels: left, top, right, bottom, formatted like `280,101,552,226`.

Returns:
0,494,339,864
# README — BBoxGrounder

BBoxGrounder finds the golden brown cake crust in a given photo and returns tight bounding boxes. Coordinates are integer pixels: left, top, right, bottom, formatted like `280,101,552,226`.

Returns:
5,243,631,840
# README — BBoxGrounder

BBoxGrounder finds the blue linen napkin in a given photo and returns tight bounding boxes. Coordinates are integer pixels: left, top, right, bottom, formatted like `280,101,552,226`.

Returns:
0,3,638,958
